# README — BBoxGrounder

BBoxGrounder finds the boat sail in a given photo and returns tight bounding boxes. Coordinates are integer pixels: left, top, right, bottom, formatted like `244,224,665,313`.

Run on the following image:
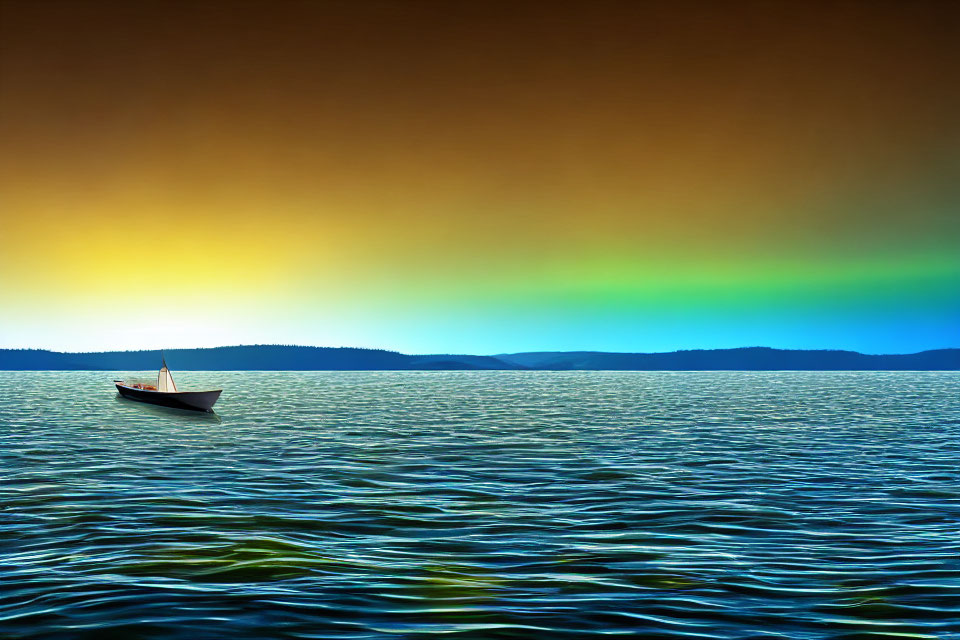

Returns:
158,356,177,392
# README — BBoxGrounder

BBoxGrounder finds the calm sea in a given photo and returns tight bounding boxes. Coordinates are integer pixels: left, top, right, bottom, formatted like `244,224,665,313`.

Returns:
2,371,959,639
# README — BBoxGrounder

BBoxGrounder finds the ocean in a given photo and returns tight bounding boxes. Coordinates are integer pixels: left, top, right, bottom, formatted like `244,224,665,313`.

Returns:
2,371,959,639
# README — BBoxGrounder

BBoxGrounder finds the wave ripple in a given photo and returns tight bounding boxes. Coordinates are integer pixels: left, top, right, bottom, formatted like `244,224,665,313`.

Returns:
2,371,960,639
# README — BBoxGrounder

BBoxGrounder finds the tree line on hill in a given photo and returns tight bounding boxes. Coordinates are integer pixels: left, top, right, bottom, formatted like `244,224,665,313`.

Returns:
0,345,957,370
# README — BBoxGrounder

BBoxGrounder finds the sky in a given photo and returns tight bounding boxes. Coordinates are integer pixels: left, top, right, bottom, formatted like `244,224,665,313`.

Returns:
0,0,957,354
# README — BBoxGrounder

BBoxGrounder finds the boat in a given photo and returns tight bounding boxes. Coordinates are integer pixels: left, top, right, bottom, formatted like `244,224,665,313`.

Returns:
115,355,222,412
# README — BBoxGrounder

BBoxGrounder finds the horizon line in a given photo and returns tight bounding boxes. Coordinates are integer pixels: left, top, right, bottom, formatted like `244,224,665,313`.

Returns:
2,344,958,358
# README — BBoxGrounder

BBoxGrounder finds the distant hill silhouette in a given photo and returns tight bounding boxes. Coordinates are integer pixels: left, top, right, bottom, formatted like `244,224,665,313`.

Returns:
496,347,960,370
0,345,957,370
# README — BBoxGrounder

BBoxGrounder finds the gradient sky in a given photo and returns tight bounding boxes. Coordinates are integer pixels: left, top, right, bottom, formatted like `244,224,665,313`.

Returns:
1,0,957,354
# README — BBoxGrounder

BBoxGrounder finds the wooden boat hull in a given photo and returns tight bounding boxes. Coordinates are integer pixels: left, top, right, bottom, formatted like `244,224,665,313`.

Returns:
116,383,222,412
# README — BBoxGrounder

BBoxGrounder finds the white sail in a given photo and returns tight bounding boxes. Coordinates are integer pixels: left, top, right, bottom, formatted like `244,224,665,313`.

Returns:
158,362,177,392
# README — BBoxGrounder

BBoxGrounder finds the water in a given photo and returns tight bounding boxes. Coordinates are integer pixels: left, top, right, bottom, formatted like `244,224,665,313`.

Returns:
2,371,960,639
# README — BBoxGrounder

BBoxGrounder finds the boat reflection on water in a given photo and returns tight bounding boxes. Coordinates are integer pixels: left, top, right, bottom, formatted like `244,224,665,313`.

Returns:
112,393,223,422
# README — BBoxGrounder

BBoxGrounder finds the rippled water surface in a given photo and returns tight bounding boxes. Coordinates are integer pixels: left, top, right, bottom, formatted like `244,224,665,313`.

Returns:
2,371,960,639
